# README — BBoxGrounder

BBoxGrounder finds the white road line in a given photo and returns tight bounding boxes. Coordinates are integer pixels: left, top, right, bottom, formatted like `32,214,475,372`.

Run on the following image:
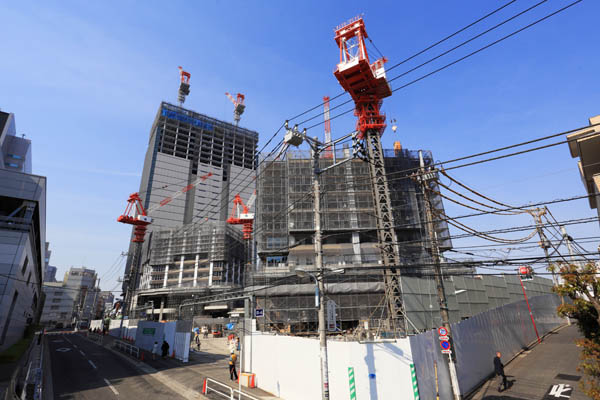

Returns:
73,344,78,349
79,350,85,356
103,378,119,396
88,360,97,369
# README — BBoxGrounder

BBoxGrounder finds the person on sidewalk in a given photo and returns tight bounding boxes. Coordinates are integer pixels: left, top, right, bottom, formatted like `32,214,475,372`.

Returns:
229,351,238,381
161,340,170,359
152,341,159,360
494,351,508,392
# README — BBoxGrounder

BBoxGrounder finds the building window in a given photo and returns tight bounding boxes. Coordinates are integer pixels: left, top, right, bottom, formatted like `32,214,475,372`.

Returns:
50,305,59,310
8,154,22,160
5,162,19,168
21,257,28,275
52,298,61,303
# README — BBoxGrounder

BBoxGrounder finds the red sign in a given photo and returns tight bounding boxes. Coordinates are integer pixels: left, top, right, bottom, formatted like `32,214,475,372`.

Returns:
438,327,448,337
440,340,451,350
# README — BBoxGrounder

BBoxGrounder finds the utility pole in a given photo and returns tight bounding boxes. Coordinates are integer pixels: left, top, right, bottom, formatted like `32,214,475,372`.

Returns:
532,208,557,286
283,122,354,400
416,151,461,400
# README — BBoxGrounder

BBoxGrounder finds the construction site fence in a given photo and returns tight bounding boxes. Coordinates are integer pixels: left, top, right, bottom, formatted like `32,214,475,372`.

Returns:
410,293,564,399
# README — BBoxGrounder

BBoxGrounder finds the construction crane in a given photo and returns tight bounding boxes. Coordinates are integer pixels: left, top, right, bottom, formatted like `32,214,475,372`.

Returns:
323,96,333,159
332,16,406,334
117,172,212,314
177,66,191,106
226,190,256,240
225,92,246,126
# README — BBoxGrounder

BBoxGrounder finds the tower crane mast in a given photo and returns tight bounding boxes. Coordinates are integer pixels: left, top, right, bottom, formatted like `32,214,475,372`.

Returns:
332,16,407,334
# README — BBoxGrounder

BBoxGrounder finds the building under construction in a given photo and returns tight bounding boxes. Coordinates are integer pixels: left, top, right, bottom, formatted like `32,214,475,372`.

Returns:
249,146,471,334
124,100,258,320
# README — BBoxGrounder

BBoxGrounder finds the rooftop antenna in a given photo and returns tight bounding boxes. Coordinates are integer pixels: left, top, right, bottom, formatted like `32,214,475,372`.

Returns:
177,66,191,106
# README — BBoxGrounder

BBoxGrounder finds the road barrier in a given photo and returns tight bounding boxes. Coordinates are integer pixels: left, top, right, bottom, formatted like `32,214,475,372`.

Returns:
113,339,140,359
87,332,104,345
202,377,261,400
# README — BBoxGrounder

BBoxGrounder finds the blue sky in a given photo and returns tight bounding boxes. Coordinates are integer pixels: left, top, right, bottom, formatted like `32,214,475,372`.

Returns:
1,0,599,294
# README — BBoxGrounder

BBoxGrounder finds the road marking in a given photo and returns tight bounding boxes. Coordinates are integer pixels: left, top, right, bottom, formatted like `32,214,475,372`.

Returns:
52,340,63,343
103,378,119,396
88,360,97,369
73,344,78,349
56,348,71,352
80,350,85,356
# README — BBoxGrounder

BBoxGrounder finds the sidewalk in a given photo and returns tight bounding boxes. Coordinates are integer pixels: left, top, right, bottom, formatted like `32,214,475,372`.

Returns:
470,324,588,400
97,333,279,400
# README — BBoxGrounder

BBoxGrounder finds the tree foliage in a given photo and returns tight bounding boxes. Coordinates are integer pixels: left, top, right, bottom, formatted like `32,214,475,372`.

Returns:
551,262,600,399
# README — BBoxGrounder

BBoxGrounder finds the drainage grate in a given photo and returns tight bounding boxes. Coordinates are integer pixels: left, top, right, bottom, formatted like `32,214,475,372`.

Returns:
554,374,581,381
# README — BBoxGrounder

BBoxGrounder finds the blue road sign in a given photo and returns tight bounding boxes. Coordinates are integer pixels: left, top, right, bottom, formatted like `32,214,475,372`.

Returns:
255,308,264,317
440,340,451,350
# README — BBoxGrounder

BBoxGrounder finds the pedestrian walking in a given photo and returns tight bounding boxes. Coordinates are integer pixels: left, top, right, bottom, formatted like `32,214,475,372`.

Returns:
161,340,170,359
152,341,159,360
494,351,508,392
196,339,201,351
195,333,200,345
229,351,238,381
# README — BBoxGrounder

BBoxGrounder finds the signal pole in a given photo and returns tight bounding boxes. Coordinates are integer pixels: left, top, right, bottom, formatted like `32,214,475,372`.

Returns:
416,151,461,400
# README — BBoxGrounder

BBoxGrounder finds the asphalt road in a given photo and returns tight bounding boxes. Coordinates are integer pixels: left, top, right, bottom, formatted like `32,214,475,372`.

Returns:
48,333,186,399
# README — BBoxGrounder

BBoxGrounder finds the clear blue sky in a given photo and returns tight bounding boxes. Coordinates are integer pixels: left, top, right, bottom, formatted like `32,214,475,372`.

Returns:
1,0,599,294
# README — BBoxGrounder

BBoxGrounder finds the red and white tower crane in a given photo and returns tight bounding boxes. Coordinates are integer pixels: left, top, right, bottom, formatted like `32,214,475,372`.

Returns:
177,66,191,106
117,171,212,314
331,17,405,333
226,190,256,240
225,92,246,126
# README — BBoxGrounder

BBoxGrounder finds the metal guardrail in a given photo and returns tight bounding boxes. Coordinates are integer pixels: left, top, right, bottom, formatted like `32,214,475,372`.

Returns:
113,340,139,359
87,332,104,345
204,377,260,400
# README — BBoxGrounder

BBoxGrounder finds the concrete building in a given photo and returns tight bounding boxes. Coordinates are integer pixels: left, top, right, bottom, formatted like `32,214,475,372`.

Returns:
40,282,73,328
40,267,100,327
63,267,98,322
95,291,114,319
250,147,467,333
0,110,46,350
567,114,600,227
124,102,258,319
44,242,57,282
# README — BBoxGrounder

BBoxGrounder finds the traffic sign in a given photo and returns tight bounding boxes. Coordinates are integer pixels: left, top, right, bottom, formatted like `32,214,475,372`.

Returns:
438,327,448,337
439,336,449,341
440,340,451,351
255,308,264,317
441,349,452,355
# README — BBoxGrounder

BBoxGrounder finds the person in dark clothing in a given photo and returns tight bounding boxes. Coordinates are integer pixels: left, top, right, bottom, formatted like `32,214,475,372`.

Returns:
493,351,508,392
161,340,170,359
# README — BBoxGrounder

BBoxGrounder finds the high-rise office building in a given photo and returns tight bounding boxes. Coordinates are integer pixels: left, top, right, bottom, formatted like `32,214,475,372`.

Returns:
0,110,46,350
124,102,258,319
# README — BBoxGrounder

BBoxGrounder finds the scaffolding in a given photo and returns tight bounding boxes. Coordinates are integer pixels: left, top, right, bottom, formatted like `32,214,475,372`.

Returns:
132,222,247,319
251,147,459,334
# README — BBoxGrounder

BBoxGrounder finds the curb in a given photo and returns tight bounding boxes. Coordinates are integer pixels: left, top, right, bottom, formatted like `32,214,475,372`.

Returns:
81,334,208,400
